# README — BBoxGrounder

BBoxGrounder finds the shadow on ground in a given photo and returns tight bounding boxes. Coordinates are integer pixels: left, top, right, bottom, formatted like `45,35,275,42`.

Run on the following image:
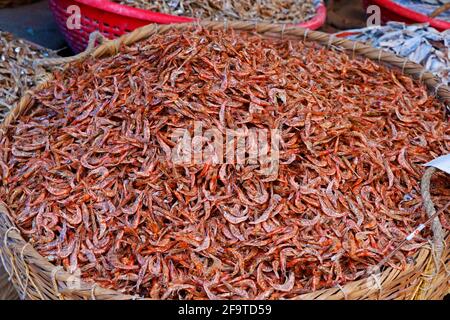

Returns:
0,0,68,52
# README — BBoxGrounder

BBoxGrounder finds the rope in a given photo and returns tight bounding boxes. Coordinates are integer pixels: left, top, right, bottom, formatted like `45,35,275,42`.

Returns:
336,284,348,300
428,240,441,278
419,69,427,83
51,266,64,300
401,58,408,75
33,31,106,67
434,82,446,97
303,28,309,42
90,283,98,300
352,41,358,59
371,273,383,300
377,49,383,64
421,167,444,263
327,34,336,49
2,227,19,278
19,243,31,299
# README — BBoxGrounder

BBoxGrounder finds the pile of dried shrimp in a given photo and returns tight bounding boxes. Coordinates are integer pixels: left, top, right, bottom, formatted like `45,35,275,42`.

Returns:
0,27,448,299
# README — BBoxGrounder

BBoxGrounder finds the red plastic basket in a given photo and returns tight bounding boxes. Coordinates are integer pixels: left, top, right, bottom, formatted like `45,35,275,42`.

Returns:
364,0,450,31
49,0,327,53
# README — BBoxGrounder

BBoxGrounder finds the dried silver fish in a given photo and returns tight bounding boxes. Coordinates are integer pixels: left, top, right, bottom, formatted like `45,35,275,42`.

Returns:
391,0,450,21
0,32,57,122
344,22,450,85
113,0,319,24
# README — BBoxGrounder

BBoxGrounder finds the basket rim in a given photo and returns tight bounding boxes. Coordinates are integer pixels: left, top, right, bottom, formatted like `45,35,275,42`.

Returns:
70,0,327,29
0,21,449,300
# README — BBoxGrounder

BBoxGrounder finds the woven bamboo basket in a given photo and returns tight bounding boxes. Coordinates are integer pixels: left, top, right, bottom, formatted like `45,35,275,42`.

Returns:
0,0,38,8
0,21,448,300
0,265,19,300
0,34,57,301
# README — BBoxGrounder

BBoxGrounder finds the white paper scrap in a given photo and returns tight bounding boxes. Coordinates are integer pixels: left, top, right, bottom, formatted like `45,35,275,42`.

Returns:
424,154,450,175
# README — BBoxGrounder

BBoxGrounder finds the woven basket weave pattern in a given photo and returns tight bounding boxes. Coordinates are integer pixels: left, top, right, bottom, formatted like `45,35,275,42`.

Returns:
0,265,19,300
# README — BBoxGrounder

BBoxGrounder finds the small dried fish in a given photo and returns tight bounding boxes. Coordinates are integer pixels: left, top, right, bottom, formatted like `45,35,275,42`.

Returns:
0,32,57,122
113,0,319,24
392,0,450,20
344,22,450,85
